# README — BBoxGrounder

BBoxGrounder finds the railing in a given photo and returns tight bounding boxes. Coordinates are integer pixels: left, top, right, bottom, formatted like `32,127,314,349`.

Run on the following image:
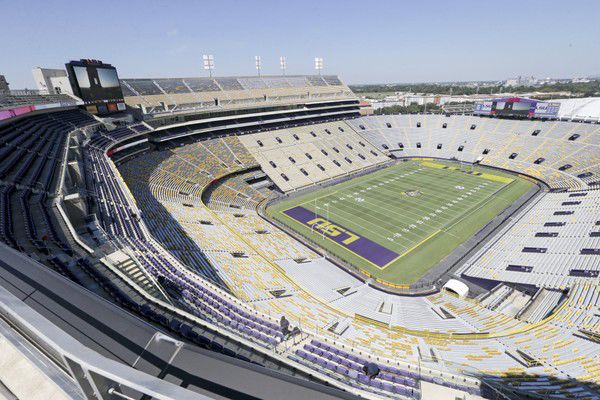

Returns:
7,89,45,95
0,261,211,400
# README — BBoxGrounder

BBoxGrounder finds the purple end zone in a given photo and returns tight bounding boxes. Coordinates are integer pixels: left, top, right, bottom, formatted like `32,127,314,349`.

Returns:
283,206,399,267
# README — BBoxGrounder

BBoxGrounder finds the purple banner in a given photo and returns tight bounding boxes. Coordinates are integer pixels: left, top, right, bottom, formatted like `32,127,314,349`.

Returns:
283,206,399,267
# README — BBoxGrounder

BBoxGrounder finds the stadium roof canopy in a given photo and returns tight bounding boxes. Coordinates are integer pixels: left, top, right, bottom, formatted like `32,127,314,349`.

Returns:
551,97,600,120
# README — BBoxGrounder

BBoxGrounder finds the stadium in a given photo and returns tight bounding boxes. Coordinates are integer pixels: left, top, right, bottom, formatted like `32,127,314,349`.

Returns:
1,5,600,399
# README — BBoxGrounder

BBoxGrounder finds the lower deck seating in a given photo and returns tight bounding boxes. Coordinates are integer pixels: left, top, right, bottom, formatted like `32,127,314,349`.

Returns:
457,190,600,288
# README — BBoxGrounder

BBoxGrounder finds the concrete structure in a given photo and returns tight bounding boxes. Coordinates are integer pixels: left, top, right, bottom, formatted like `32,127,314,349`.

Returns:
32,67,73,95
443,279,469,297
0,75,9,93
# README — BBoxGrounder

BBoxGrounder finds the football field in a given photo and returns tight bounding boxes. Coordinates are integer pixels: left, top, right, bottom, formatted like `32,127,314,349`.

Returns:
267,160,533,285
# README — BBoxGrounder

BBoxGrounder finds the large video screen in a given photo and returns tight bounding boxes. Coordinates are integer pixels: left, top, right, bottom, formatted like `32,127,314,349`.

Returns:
512,101,532,111
492,99,535,116
71,65,123,103
66,60,125,110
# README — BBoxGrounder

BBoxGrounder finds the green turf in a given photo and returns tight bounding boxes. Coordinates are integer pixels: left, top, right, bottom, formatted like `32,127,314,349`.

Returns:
267,160,533,285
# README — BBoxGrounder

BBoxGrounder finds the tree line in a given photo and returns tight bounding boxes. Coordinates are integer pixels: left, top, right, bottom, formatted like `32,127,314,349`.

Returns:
351,80,600,97
374,104,443,115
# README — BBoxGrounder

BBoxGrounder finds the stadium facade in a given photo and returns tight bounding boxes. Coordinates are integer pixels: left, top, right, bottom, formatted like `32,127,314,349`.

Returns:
0,61,598,400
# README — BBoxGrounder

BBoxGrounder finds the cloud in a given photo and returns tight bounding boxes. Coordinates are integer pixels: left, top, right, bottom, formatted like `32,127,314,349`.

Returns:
166,29,179,37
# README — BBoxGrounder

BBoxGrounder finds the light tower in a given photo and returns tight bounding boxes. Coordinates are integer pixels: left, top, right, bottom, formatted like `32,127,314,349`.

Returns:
280,56,287,76
314,57,323,76
203,54,214,78
255,56,262,77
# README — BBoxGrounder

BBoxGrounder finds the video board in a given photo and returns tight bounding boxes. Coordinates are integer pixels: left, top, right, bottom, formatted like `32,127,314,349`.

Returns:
475,98,560,119
66,59,125,114
491,97,536,117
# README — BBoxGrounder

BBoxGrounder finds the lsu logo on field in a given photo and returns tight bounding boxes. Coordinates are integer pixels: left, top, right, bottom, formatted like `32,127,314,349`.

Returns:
306,217,360,245
283,206,400,267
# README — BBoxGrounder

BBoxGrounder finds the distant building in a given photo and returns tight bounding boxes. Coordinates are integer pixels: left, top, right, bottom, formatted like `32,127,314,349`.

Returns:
504,76,538,87
32,67,73,95
0,75,9,93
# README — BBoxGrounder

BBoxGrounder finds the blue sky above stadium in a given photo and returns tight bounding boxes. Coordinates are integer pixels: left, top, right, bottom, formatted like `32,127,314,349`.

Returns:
2,0,599,88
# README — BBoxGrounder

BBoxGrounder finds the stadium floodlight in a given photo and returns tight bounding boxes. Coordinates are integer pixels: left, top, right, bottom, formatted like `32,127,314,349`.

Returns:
255,56,262,77
314,57,323,76
280,56,287,75
203,54,214,78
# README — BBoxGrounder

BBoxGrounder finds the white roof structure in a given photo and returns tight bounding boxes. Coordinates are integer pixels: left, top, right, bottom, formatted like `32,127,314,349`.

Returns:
443,279,469,297
552,97,600,121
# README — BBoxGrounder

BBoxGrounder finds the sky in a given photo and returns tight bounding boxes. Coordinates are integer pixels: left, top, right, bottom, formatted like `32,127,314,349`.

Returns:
1,0,599,89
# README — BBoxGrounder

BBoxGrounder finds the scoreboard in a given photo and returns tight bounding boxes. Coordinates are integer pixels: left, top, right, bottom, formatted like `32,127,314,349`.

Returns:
66,59,126,115
491,97,536,117
474,97,560,119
